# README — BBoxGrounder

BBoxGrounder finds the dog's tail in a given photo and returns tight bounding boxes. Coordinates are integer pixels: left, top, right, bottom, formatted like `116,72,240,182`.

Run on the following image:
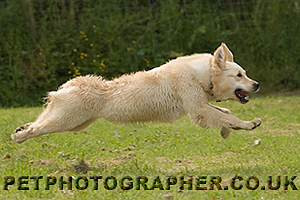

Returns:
44,75,107,108
42,90,69,109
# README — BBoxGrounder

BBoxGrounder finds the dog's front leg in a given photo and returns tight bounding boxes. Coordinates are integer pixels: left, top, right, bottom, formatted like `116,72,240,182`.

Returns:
209,103,231,115
189,103,261,135
208,104,232,139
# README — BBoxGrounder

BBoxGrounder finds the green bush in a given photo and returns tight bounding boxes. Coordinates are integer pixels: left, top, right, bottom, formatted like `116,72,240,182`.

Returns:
0,0,299,107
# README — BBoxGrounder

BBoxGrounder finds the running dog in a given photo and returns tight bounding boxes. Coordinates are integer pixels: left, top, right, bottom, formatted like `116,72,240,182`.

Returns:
12,43,261,143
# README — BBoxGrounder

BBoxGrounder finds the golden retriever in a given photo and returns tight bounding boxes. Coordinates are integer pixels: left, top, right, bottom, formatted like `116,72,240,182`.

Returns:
12,43,261,143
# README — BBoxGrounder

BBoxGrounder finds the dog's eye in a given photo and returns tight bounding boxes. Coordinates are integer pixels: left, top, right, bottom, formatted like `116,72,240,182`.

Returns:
237,73,242,77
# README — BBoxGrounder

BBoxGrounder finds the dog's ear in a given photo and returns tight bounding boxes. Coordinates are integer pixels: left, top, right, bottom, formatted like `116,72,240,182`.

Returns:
213,43,234,69
221,43,233,62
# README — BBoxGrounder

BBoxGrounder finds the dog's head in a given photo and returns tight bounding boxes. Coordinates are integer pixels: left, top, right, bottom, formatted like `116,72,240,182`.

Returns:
211,43,259,104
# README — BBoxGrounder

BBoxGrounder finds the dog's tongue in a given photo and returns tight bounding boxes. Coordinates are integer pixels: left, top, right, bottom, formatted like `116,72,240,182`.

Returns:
237,90,248,97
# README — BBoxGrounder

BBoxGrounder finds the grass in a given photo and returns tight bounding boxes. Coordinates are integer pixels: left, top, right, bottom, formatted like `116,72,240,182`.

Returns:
0,95,300,199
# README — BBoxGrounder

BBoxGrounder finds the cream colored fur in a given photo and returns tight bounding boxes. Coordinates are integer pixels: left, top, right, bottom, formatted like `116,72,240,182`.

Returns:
12,43,261,143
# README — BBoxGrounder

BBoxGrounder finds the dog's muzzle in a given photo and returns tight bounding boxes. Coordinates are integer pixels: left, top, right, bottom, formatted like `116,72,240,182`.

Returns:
253,82,260,92
235,89,249,104
235,82,260,104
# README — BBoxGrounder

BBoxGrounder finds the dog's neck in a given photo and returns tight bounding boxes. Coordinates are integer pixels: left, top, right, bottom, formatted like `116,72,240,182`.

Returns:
205,78,215,98
207,61,222,102
207,77,222,102
208,81,214,96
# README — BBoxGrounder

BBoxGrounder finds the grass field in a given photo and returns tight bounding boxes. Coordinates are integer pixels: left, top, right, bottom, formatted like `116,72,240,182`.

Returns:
0,95,299,199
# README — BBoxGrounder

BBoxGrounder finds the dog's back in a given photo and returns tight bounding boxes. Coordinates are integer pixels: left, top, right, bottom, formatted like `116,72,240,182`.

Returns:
11,43,261,144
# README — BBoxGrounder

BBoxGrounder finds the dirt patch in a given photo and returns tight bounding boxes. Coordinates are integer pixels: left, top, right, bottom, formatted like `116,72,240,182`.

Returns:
173,158,194,163
72,159,92,174
157,157,197,173
223,152,237,157
3,153,11,159
287,123,300,127
97,146,135,153
108,152,136,165
157,157,194,164
263,129,298,136
96,152,136,169
28,159,52,167
98,146,110,151
163,193,174,200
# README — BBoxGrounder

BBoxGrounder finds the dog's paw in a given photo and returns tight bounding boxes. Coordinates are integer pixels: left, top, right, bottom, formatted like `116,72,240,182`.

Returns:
220,127,232,139
251,118,262,130
11,132,21,143
15,123,32,133
11,131,27,144
12,123,32,143
11,133,17,142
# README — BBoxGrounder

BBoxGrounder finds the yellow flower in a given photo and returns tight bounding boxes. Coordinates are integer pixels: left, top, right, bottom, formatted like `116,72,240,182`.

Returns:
100,60,105,68
127,47,132,51
85,38,89,41
68,71,72,74
93,25,96,29
73,49,77,52
39,52,42,56
93,60,96,63
80,52,87,59
132,40,136,44
72,62,75,66
43,63,47,66
96,54,100,58
144,58,150,67
90,43,93,47
73,68,81,77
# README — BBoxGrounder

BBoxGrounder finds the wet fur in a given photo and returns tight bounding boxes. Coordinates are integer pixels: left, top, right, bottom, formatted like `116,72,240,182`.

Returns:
12,43,261,143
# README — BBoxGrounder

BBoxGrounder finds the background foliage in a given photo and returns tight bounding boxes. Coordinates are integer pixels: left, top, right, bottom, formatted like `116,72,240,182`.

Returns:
0,0,299,107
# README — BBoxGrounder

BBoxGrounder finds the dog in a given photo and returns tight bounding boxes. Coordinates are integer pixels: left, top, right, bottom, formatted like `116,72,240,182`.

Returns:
11,43,261,143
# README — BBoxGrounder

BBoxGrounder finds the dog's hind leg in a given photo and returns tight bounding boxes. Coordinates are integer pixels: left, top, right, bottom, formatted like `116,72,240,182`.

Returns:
11,95,97,143
12,117,96,143
12,110,96,143
69,118,97,132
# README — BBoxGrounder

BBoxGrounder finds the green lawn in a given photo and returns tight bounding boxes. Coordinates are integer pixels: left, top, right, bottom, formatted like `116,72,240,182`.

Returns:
0,95,299,199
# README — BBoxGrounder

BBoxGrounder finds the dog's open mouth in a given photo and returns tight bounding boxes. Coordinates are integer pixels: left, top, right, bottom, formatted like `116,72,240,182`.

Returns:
235,89,249,104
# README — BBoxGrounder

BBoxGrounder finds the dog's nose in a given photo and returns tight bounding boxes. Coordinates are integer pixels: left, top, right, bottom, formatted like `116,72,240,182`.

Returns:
253,82,259,91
